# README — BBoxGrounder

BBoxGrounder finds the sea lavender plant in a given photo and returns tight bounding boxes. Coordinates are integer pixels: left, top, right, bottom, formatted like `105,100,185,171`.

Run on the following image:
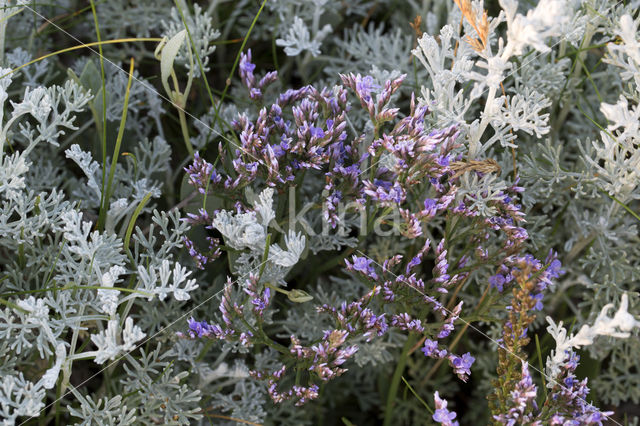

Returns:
178,51,587,423
1,0,639,424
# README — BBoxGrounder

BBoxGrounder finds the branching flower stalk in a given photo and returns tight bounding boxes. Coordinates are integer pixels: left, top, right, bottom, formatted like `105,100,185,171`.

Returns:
489,258,540,416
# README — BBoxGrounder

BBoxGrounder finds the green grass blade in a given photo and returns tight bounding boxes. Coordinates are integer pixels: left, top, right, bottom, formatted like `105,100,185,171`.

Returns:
124,191,153,258
103,58,135,227
535,334,548,398
401,376,433,414
599,188,640,223
89,0,109,231
0,297,31,313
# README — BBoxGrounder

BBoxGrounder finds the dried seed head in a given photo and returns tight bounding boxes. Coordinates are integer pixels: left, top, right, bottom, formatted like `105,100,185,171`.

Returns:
453,0,490,52
450,158,501,179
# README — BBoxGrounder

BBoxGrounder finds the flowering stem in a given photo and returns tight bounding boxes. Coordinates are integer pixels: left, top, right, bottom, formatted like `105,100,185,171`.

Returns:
102,58,135,232
240,316,288,354
383,333,417,426
419,283,491,386
258,234,271,280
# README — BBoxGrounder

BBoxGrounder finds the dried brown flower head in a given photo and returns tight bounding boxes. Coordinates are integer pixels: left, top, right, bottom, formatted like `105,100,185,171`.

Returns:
410,15,423,38
453,0,490,52
450,158,501,179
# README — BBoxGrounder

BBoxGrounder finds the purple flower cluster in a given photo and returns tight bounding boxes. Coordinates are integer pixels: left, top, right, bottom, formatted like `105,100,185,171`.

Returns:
493,354,614,425
390,313,424,332
289,330,359,381
228,84,349,188
345,255,378,280
178,51,577,414
490,249,565,310
244,274,271,317
421,339,475,382
318,286,388,342
252,366,320,406
184,152,221,194
546,351,614,425
438,301,462,339
492,361,539,424
182,234,220,270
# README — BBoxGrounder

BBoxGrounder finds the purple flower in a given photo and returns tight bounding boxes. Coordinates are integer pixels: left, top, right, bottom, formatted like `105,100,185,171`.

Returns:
544,250,565,283
391,313,424,332
565,351,579,370
422,339,447,358
185,152,217,194
437,155,450,166
532,293,544,311
422,339,438,356
239,50,256,74
363,180,406,205
251,287,272,316
186,317,212,338
449,352,475,381
249,88,262,99
406,254,422,273
423,198,437,216
346,255,378,280
239,49,256,89
354,75,378,101
489,274,506,292
309,125,325,139
326,119,334,129
433,392,459,426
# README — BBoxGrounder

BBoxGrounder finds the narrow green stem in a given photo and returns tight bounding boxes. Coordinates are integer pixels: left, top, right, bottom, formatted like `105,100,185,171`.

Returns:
62,303,85,394
535,334,548,398
0,5,8,66
103,59,135,230
384,334,417,426
0,297,29,313
401,376,433,414
178,107,195,155
265,282,288,296
54,378,62,426
90,0,108,231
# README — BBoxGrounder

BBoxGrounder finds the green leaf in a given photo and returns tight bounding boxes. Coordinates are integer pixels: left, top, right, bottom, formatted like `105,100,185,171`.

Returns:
79,60,103,95
159,30,187,98
92,87,110,121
